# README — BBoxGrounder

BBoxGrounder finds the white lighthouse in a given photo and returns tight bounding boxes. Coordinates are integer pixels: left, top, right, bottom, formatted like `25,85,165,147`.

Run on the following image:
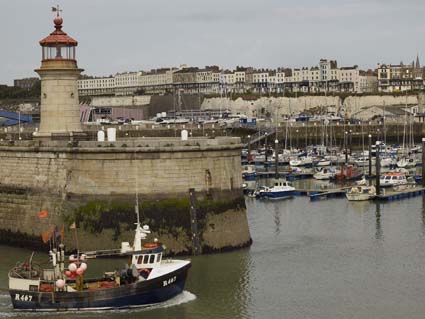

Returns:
34,8,85,140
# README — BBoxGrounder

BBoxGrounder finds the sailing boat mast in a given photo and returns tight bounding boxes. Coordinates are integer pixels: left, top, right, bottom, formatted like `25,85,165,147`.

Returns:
402,92,407,154
383,100,386,144
284,119,288,151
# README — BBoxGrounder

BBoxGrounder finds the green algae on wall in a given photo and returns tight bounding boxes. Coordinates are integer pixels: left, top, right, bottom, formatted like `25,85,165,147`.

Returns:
65,194,248,255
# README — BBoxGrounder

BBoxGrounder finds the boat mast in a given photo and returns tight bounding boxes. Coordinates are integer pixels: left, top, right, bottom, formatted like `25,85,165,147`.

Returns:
403,92,407,155
383,100,386,144
361,116,365,172
133,151,144,252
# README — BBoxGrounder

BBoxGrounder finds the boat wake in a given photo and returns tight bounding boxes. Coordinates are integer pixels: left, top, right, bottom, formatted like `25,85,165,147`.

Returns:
148,290,196,310
0,291,196,317
0,294,13,318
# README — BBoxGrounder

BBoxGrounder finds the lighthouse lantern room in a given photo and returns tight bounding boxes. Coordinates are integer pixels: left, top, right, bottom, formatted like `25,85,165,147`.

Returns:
39,5,78,62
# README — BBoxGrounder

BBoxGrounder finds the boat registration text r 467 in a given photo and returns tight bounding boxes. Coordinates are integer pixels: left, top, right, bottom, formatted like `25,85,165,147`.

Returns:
15,294,33,302
163,276,177,287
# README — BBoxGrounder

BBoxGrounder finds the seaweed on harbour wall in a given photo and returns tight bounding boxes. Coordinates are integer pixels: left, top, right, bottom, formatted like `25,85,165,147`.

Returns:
0,229,47,251
195,195,246,242
65,195,245,242
67,199,192,240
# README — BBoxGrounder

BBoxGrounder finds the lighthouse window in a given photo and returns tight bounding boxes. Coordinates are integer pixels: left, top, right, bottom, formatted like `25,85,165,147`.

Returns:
149,255,155,264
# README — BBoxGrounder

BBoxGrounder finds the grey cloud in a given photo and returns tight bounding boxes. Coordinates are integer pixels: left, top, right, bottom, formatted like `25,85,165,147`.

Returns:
0,0,424,83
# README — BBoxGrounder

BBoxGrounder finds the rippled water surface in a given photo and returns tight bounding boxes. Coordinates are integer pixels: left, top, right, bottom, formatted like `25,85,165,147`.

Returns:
2,195,425,318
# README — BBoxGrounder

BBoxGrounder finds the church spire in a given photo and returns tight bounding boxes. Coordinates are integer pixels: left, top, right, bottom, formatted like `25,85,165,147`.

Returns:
416,54,420,69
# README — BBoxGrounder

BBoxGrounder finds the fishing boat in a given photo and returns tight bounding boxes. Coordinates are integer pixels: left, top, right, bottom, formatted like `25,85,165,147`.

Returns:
346,185,376,201
255,179,295,200
335,164,363,181
8,214,191,311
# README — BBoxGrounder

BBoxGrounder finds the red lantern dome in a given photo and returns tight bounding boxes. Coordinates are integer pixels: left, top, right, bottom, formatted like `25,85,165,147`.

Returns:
39,14,78,61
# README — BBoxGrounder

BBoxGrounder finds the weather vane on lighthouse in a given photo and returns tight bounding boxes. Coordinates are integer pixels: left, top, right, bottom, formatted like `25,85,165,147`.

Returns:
51,4,62,17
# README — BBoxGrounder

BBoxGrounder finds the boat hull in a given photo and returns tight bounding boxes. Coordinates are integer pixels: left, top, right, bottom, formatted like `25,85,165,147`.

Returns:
242,173,256,181
346,194,374,201
256,190,294,199
316,161,331,167
10,263,190,311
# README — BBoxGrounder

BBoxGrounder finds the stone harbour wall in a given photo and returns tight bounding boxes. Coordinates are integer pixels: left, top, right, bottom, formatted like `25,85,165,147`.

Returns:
0,137,251,255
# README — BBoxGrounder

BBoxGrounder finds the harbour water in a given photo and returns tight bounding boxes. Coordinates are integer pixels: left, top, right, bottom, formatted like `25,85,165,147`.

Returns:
2,195,425,318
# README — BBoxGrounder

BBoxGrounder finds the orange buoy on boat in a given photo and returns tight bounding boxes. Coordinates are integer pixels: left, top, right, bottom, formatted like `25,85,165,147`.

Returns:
143,243,158,249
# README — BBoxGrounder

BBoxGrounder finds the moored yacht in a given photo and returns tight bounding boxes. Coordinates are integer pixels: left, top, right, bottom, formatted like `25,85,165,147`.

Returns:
346,185,376,201
396,157,417,168
313,167,336,180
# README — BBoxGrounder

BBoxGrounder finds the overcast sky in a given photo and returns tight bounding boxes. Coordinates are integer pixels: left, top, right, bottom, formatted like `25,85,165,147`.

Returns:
1,0,424,84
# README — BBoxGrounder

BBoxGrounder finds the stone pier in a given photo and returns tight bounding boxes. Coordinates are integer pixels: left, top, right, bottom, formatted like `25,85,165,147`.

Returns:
0,137,251,255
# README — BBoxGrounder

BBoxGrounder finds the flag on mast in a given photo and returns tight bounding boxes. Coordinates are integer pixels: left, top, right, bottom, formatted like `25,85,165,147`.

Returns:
41,226,54,243
38,210,48,218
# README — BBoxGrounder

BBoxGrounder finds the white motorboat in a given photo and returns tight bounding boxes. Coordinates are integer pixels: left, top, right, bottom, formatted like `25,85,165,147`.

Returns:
255,180,295,200
313,167,336,180
346,185,376,201
316,158,331,167
354,156,376,166
397,157,417,168
355,177,368,186
242,165,256,180
379,172,408,187
289,156,313,167
380,157,396,167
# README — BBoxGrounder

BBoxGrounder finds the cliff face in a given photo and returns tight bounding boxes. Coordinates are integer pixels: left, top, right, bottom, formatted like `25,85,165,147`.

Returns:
0,138,251,255
201,95,419,119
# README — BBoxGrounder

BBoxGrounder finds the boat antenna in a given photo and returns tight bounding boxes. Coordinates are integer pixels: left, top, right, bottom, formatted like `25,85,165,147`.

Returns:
135,152,141,226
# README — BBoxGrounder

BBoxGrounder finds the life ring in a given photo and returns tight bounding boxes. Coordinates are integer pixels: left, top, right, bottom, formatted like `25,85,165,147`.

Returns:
39,283,54,292
143,243,158,249
99,281,116,289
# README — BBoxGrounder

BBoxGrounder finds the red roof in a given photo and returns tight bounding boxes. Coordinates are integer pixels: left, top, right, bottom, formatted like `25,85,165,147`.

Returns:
39,17,78,46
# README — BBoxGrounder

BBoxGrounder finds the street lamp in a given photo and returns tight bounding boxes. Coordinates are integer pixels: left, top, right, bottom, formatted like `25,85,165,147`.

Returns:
18,111,21,141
